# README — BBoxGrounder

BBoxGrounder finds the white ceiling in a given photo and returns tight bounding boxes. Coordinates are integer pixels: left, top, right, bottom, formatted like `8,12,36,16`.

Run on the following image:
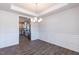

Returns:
0,3,79,17
11,3,68,16
14,3,57,13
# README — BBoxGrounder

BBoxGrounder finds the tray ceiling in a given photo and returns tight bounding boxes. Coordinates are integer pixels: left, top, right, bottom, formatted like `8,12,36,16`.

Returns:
0,3,78,17
14,3,57,13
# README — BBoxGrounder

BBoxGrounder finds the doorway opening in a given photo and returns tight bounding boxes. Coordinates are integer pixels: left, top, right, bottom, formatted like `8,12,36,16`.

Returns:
19,16,31,46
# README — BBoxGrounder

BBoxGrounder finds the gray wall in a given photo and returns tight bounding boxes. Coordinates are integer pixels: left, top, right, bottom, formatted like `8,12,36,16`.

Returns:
39,6,79,52
31,22,40,40
0,10,19,48
0,10,40,48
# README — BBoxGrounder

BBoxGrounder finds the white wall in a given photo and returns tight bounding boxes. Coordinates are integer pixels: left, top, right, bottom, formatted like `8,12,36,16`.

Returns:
0,10,19,48
39,6,79,52
31,22,40,40
0,10,40,48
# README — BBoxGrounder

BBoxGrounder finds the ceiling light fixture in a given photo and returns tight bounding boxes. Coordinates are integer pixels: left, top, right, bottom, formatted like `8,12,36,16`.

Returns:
31,3,43,23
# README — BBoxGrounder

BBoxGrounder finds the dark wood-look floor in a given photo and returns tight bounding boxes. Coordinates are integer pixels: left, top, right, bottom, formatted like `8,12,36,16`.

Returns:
0,36,79,55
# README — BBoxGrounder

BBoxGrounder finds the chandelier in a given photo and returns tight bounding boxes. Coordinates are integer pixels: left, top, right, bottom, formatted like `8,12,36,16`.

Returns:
31,17,42,22
31,3,43,23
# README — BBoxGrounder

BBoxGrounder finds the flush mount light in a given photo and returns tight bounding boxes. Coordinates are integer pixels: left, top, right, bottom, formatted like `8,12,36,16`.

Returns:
31,3,43,23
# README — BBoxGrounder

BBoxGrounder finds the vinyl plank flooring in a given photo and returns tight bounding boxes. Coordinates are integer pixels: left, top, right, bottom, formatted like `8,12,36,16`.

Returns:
0,37,79,55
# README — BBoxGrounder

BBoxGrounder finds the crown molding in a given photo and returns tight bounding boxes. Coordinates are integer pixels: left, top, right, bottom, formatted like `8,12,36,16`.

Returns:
10,3,70,17
38,3,68,17
10,4,39,17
